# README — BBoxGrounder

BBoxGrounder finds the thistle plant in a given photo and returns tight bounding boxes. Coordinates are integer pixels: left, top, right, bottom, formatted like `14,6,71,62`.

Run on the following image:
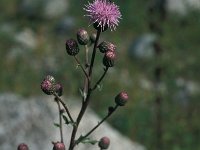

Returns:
18,0,128,149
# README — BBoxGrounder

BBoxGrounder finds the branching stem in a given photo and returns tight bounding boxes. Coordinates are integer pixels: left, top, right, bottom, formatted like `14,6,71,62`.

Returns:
54,94,74,124
92,67,109,91
75,104,118,145
74,56,89,81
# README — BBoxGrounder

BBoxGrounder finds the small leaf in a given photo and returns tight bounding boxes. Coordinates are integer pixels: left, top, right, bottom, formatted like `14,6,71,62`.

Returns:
62,115,69,124
69,121,77,127
76,64,80,69
79,88,87,100
53,123,60,128
79,88,84,97
88,140,98,145
80,138,98,145
97,84,103,91
76,135,84,144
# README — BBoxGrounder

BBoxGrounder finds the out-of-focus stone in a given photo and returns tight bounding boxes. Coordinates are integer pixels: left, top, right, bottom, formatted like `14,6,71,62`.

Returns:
44,0,68,19
14,28,37,49
0,93,145,150
55,17,75,34
167,0,200,16
128,34,157,60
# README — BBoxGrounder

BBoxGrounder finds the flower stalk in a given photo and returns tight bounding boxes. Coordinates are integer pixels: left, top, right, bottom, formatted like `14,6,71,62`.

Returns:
92,67,109,91
75,104,118,145
54,93,74,124
55,97,64,143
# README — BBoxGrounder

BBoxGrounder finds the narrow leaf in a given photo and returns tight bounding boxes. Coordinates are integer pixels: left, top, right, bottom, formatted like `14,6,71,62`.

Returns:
80,138,98,145
53,123,60,128
62,115,69,124
97,84,103,91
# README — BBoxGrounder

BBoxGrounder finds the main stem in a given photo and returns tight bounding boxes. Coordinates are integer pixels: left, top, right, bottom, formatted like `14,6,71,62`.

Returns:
68,30,101,150
83,45,90,101
89,30,101,77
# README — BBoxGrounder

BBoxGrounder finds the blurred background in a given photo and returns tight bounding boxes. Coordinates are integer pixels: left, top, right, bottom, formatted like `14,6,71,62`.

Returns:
0,0,200,149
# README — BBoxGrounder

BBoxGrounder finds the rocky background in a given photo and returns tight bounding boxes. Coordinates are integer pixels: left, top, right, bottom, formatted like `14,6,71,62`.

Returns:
0,93,145,150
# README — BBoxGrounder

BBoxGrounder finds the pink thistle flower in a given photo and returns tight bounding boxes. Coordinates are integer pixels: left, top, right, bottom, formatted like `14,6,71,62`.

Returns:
84,0,122,31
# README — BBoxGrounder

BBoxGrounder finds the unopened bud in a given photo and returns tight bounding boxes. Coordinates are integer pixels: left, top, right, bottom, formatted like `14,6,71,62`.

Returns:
90,33,96,43
98,136,110,149
77,29,89,45
41,75,56,95
55,83,63,96
52,142,65,150
17,143,29,150
115,91,128,106
98,41,116,53
103,50,116,67
65,39,80,56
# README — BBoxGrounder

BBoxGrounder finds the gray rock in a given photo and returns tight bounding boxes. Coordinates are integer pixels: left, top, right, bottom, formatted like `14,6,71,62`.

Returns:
55,17,75,34
18,0,69,19
174,78,200,106
128,34,157,60
167,0,200,16
18,0,45,19
14,28,37,50
176,78,200,95
0,93,145,150
44,0,69,19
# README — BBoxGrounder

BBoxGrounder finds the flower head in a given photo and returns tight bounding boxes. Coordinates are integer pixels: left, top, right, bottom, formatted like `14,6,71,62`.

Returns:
115,91,128,106
84,0,122,31
77,29,89,45
98,41,116,53
52,142,65,150
98,136,110,149
103,50,116,67
17,143,29,150
41,75,56,95
65,39,80,56
55,83,63,96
